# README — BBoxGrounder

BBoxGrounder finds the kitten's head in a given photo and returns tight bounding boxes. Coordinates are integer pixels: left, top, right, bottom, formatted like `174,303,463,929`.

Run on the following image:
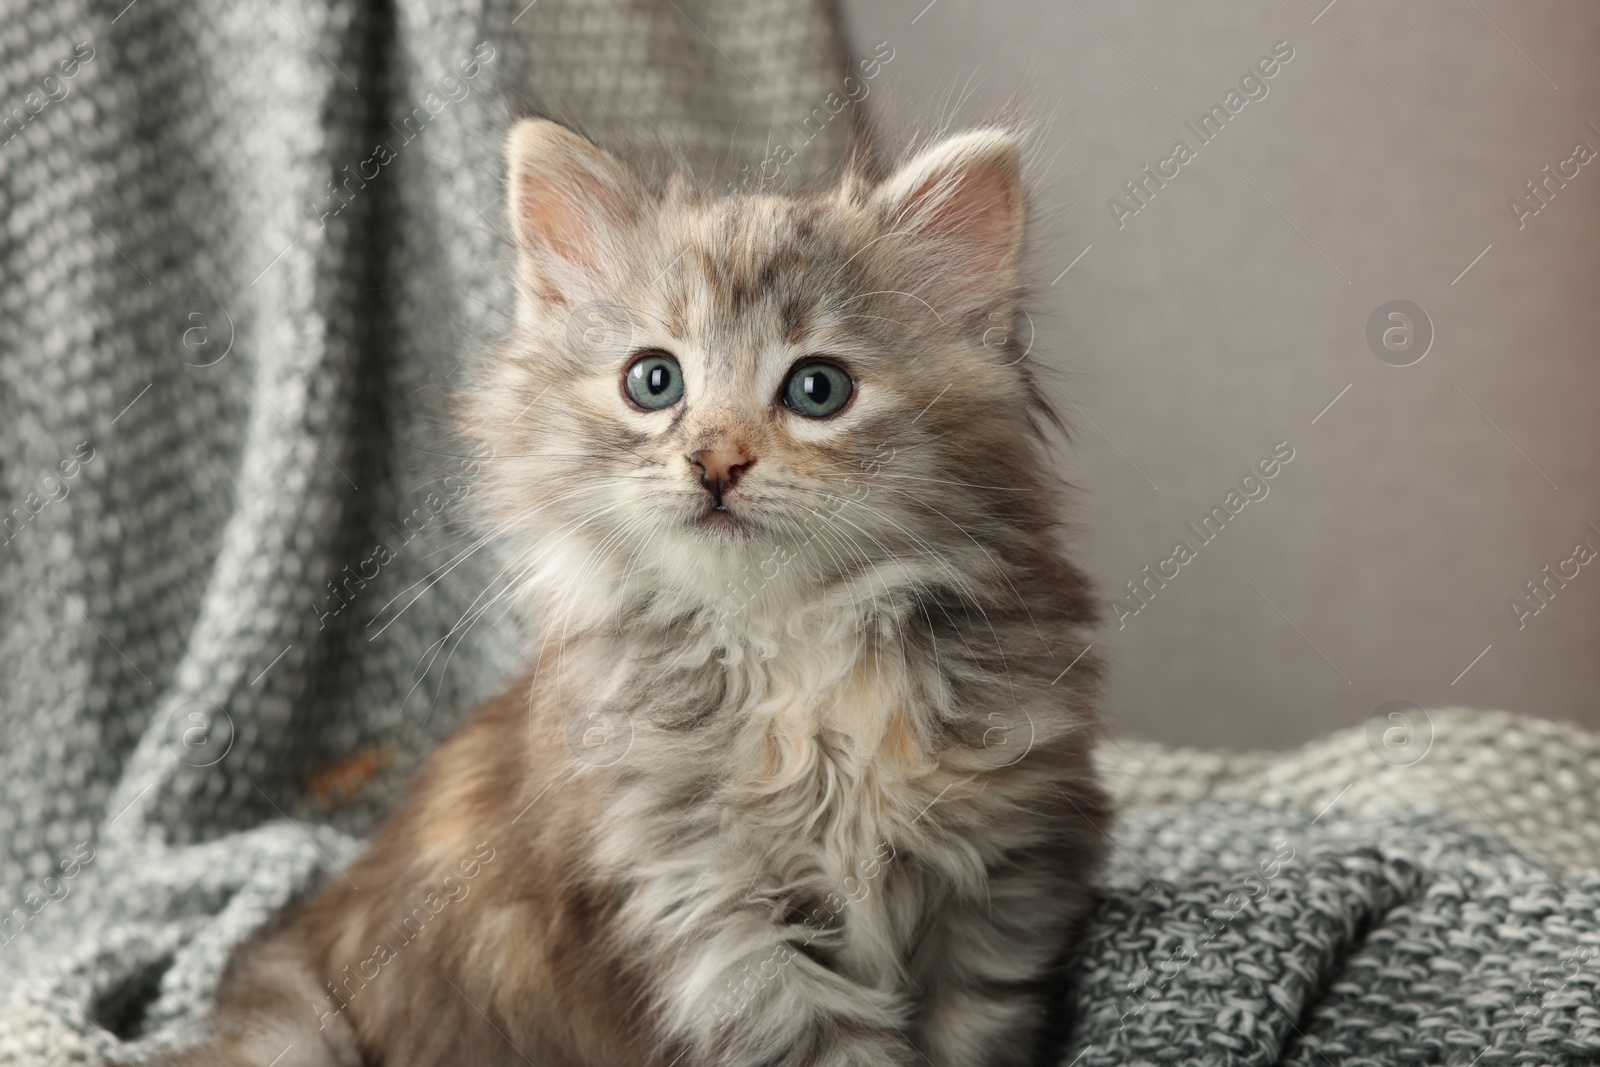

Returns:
463,119,1064,639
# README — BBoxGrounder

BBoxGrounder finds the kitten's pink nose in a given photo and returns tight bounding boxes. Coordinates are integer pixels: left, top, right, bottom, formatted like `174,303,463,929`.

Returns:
687,443,755,504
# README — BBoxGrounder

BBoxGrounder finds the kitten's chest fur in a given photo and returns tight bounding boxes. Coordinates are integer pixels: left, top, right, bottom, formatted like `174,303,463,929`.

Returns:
623,614,943,835
579,615,996,984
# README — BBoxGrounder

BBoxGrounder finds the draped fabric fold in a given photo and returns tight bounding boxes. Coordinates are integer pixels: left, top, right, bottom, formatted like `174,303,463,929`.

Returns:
0,1,850,1059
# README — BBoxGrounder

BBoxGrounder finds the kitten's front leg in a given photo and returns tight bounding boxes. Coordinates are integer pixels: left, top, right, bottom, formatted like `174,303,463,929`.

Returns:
912,859,1097,1067
660,913,923,1067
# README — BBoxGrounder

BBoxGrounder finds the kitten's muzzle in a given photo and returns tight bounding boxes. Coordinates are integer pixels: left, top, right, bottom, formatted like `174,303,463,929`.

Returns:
687,444,755,507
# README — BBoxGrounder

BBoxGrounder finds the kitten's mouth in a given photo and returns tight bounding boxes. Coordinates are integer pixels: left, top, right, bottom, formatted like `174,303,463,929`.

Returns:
695,503,750,533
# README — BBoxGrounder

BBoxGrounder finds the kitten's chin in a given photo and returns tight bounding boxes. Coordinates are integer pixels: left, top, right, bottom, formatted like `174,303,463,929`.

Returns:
689,503,759,539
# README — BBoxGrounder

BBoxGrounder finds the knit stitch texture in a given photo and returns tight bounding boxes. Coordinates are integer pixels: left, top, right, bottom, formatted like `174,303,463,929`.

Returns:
1074,709,1600,1066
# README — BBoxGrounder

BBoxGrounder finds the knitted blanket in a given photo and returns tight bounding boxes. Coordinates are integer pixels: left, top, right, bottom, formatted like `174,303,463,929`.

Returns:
4,2,1600,1065
1072,709,1600,1066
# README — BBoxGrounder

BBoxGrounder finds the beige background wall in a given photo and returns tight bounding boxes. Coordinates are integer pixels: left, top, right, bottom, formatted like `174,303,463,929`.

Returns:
836,0,1600,749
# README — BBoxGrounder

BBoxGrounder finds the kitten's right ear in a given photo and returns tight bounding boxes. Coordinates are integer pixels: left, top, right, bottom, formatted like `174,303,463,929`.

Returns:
505,119,642,303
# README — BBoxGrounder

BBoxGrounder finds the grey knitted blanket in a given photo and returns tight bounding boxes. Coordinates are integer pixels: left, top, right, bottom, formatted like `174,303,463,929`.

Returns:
3,1,1600,1064
1069,808,1600,1066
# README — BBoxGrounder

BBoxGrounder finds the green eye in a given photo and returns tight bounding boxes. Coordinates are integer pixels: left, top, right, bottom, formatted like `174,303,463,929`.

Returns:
782,361,853,418
623,351,684,410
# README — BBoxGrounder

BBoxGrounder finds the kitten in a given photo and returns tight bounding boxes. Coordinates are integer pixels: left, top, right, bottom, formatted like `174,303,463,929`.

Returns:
160,118,1109,1067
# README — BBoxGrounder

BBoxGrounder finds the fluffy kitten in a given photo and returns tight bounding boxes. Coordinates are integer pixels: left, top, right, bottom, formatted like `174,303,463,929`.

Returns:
160,118,1109,1067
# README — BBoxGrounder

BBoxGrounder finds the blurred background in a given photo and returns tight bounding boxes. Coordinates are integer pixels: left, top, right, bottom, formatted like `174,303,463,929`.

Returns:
841,0,1600,748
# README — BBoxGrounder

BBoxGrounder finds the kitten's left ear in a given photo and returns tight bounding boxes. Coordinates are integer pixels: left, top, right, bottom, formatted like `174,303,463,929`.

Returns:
505,118,644,303
869,129,1024,300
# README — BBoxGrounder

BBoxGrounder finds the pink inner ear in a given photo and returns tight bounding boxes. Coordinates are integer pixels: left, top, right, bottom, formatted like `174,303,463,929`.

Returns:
517,173,603,272
905,164,1019,280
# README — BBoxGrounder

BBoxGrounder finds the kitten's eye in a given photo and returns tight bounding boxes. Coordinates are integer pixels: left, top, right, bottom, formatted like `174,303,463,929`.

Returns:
781,361,853,418
623,351,684,410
